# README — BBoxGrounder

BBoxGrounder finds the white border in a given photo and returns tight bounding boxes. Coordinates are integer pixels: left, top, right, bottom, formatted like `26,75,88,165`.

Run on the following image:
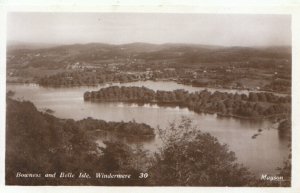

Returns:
1,1,300,193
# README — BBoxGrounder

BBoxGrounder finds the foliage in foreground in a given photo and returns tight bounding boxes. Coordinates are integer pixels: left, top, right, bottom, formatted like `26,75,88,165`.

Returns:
6,99,290,186
149,117,255,186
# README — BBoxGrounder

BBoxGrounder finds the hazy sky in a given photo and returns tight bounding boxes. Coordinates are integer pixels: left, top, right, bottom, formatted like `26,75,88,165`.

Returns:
7,13,291,46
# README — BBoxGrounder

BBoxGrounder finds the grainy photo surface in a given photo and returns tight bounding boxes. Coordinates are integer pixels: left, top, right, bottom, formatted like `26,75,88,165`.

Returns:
6,13,291,186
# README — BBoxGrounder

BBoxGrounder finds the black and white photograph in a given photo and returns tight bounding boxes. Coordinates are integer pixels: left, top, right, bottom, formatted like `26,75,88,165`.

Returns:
4,10,294,188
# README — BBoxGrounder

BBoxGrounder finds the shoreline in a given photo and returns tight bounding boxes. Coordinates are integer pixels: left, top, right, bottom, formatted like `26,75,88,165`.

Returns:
6,79,290,96
85,99,289,121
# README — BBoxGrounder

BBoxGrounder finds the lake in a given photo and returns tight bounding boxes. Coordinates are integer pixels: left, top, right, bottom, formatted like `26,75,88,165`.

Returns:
7,81,290,177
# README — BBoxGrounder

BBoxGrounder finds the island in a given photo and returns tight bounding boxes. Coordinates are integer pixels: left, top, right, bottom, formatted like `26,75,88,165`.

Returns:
84,86,291,120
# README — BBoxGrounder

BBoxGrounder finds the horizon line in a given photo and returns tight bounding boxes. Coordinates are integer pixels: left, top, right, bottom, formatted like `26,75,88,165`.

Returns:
7,40,292,48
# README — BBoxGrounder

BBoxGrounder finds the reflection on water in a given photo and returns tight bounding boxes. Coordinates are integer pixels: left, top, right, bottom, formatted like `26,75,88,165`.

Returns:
92,130,155,146
7,82,290,176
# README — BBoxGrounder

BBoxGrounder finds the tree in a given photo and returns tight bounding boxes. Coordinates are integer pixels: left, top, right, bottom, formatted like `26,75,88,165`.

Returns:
149,117,255,186
249,92,258,102
98,141,150,185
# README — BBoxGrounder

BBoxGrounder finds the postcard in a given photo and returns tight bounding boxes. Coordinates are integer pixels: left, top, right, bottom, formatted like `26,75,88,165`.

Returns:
1,1,299,193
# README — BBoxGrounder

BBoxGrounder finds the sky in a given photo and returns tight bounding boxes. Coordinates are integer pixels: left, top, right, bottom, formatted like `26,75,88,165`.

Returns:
7,12,291,47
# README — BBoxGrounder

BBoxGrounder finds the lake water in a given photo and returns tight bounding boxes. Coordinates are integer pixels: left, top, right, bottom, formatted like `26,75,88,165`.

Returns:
7,81,290,177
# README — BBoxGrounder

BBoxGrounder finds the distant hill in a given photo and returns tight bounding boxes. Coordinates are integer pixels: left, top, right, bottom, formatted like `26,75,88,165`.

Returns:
7,42,291,69
7,41,60,51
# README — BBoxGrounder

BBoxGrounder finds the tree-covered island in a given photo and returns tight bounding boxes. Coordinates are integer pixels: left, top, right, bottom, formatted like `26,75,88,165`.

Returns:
84,86,291,120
